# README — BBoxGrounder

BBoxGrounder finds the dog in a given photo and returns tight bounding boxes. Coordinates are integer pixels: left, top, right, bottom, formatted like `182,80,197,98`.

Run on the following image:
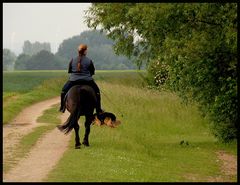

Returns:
92,112,121,128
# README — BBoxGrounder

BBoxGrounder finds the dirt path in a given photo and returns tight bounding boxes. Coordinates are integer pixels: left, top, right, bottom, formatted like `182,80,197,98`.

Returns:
3,97,71,182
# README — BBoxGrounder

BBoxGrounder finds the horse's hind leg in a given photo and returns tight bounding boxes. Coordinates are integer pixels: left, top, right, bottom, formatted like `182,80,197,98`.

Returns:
74,123,81,149
82,116,91,146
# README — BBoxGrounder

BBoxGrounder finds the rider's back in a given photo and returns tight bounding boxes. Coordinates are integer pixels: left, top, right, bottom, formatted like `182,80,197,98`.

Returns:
69,55,95,81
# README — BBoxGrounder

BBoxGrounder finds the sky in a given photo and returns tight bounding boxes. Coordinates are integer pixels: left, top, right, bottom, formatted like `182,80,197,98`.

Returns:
3,3,92,54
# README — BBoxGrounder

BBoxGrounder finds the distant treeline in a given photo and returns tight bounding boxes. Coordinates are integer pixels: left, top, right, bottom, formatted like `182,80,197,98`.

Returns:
3,30,138,70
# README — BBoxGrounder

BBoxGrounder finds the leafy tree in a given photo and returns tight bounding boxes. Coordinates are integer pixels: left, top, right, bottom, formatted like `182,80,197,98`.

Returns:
14,51,66,70
3,49,16,71
85,3,237,142
25,50,63,70
14,53,31,70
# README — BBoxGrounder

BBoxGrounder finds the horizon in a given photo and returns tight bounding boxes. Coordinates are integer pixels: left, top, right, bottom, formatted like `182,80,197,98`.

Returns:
3,30,90,55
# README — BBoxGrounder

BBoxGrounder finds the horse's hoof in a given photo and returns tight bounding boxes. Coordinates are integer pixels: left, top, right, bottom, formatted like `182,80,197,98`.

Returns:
83,141,89,147
75,143,81,149
75,145,81,149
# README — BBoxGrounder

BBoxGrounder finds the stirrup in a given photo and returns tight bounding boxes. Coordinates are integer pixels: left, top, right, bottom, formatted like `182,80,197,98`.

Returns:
59,106,66,113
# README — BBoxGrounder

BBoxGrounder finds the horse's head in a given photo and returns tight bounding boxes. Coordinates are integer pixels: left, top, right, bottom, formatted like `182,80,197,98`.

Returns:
92,112,121,128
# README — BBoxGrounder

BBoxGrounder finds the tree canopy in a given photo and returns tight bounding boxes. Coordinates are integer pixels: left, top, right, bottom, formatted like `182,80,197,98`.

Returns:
85,3,237,142
23,40,51,56
14,50,65,70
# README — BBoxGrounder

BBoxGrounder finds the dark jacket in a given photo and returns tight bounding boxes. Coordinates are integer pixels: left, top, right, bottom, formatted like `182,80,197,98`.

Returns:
68,55,95,81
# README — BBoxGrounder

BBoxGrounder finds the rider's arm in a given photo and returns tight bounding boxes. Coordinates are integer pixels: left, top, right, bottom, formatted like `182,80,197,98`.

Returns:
68,58,73,73
89,60,95,76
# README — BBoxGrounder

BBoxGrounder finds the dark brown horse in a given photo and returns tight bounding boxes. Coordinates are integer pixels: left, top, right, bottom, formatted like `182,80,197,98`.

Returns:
57,85,120,149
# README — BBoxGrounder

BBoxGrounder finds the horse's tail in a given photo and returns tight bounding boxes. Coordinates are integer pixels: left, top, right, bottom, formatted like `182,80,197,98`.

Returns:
57,107,80,134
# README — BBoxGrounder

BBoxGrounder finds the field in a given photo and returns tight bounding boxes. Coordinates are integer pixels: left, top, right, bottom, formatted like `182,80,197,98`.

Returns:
3,70,237,182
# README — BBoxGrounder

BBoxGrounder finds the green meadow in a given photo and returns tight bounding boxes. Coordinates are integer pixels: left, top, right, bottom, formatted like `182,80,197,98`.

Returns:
3,70,237,182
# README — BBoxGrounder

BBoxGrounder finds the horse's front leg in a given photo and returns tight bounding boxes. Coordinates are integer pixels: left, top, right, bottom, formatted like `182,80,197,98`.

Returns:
74,122,81,149
82,116,91,146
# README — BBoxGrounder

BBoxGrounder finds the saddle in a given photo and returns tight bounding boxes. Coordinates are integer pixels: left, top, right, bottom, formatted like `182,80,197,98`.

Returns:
61,84,97,113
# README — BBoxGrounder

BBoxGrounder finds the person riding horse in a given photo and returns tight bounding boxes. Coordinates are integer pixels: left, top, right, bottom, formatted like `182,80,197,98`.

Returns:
57,82,120,148
59,44,103,115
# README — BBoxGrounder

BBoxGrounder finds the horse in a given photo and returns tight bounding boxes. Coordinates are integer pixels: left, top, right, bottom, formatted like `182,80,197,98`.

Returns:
57,85,120,149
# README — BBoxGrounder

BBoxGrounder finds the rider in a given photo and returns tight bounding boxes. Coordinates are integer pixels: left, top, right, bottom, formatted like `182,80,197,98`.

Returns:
59,44,103,115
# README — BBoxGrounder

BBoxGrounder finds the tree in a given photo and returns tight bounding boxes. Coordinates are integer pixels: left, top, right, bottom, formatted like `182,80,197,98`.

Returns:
14,51,66,70
56,30,137,70
24,50,63,70
3,49,16,71
22,40,51,56
85,3,237,142
14,53,31,70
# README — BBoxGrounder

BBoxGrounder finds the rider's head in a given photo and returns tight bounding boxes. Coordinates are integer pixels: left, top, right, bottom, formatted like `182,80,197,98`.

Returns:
78,44,88,56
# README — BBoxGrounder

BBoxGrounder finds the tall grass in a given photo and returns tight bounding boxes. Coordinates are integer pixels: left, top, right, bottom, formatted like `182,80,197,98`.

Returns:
46,81,237,182
2,70,144,124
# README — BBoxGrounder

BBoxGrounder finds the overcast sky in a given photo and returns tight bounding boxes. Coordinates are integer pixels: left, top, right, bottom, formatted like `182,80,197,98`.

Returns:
3,3,92,54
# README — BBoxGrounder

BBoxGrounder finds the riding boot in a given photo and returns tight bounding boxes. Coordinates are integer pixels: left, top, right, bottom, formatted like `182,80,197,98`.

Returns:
59,92,66,113
96,92,103,115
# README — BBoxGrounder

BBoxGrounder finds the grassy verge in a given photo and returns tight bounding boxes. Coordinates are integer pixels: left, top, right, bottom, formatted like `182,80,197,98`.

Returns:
46,82,237,182
3,77,65,124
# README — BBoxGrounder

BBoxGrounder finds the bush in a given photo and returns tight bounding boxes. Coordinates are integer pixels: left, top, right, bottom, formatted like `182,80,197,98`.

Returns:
146,57,169,90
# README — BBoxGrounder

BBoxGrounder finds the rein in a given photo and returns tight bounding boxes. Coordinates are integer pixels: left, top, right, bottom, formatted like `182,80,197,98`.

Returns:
100,88,124,118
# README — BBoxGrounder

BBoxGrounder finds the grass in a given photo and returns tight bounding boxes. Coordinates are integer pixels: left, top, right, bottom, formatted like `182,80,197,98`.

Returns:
46,82,237,182
3,77,64,124
36,104,61,124
3,70,237,182
3,70,67,93
2,70,145,124
3,70,66,124
95,70,147,88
